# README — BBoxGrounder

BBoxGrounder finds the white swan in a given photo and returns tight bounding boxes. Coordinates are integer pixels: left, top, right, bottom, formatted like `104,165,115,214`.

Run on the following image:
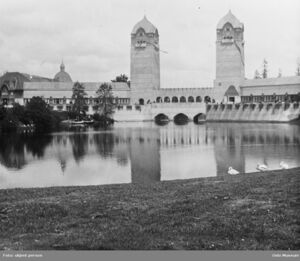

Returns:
256,164,268,171
279,161,289,169
228,167,239,175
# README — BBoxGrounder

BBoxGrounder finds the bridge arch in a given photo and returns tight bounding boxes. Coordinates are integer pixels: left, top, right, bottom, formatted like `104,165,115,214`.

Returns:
164,96,170,103
196,96,202,102
193,113,206,124
180,96,186,103
174,113,189,125
156,97,162,103
188,96,194,102
172,96,178,103
154,113,169,125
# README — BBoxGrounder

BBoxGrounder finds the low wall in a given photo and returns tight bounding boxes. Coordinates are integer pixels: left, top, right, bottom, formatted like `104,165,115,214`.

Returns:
206,102,300,122
113,103,207,122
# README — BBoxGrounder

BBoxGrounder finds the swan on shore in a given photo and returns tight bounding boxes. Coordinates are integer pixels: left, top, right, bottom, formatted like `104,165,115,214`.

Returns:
256,164,269,171
279,161,289,169
228,167,239,175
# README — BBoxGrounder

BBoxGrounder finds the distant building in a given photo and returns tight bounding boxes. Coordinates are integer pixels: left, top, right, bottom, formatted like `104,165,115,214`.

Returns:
0,11,299,119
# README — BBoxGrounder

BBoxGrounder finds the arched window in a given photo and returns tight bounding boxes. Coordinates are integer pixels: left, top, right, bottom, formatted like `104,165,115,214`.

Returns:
172,96,178,103
196,96,202,102
156,97,162,103
0,85,9,96
180,96,186,103
188,96,194,102
164,97,170,103
139,98,144,105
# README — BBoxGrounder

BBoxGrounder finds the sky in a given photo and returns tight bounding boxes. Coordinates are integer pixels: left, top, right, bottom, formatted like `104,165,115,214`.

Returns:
0,0,299,87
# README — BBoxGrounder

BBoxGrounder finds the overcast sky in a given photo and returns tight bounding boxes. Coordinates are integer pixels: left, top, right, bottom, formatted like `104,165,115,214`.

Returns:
0,0,299,87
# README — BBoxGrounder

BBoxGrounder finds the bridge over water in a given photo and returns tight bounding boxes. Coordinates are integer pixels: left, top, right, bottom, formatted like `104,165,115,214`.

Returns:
114,102,207,122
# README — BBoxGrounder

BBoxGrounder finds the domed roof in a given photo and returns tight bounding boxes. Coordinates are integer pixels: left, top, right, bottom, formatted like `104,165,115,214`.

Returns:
217,10,243,30
131,15,158,35
54,62,72,82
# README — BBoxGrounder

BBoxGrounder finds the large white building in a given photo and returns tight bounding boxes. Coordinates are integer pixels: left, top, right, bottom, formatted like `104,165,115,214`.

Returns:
0,11,299,121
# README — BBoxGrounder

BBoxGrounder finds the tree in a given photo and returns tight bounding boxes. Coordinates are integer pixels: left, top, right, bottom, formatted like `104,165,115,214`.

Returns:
254,70,261,79
25,96,54,132
262,59,268,79
95,83,116,119
71,82,87,119
111,74,129,83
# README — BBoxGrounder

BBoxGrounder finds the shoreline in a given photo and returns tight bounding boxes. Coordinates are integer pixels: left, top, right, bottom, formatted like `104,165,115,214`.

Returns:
1,167,299,191
0,168,299,250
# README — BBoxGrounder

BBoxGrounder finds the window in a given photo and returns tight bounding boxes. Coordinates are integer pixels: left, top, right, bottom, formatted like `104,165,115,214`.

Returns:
180,96,186,103
196,96,202,103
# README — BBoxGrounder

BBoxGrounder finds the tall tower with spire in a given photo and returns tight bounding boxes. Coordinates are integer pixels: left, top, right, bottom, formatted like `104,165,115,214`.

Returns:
214,10,245,102
130,16,160,104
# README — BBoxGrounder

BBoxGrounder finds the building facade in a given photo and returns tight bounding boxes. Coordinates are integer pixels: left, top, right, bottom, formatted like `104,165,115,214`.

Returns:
0,11,299,121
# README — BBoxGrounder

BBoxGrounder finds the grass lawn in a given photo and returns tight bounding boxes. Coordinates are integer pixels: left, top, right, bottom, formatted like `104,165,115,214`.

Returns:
0,168,299,250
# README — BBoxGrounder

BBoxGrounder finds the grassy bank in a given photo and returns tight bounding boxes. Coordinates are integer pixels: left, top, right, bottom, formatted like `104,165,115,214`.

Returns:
0,168,299,250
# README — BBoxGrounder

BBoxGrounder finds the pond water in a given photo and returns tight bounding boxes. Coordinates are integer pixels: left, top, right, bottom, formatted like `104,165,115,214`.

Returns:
0,122,299,189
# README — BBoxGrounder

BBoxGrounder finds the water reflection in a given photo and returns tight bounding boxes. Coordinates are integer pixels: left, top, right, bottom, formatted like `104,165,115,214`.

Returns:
0,122,299,188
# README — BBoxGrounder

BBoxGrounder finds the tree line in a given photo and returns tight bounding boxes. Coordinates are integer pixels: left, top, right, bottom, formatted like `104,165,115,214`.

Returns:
254,59,300,79
0,82,116,133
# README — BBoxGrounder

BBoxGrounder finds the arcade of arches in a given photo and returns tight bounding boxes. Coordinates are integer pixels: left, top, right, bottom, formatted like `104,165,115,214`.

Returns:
139,95,211,105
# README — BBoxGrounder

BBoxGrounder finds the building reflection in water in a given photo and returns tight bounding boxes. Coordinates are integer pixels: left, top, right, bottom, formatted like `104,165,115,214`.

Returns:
0,122,299,188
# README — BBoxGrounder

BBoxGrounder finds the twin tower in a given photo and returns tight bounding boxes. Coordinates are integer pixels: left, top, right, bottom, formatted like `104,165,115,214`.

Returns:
130,11,245,100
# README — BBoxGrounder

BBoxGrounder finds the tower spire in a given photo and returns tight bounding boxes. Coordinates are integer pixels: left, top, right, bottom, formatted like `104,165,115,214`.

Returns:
60,60,65,71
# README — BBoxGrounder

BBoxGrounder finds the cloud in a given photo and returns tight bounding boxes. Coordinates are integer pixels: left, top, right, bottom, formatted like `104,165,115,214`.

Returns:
0,0,299,84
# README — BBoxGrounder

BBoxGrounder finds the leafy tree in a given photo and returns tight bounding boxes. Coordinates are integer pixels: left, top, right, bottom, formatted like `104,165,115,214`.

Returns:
71,82,87,119
254,70,261,79
0,106,6,122
95,83,116,120
25,96,55,132
12,103,30,124
262,59,268,79
0,110,19,132
111,74,129,83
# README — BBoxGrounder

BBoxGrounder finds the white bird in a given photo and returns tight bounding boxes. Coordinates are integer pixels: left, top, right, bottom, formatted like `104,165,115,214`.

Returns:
256,164,269,171
279,161,289,169
228,167,239,175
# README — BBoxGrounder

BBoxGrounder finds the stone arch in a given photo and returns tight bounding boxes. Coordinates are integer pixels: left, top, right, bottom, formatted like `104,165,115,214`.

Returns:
193,113,206,124
180,96,186,103
172,96,178,103
225,85,239,103
174,113,189,125
164,96,170,103
196,96,202,103
139,98,144,105
156,97,162,103
204,96,211,103
154,113,169,125
188,96,194,102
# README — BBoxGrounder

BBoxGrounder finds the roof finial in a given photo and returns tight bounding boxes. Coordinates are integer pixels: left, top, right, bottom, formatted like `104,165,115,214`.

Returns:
60,59,65,71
